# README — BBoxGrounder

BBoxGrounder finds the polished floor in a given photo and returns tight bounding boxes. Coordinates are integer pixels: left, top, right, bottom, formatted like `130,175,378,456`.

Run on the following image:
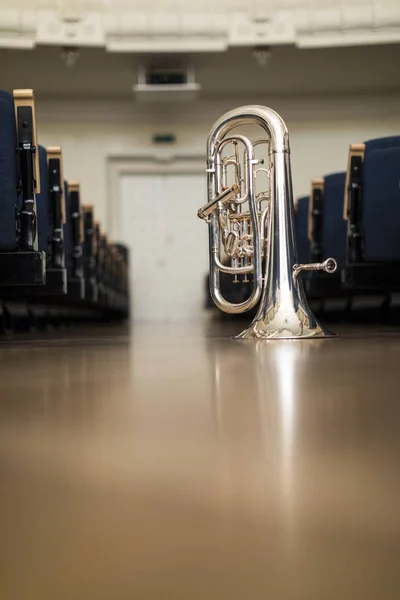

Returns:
1,319,400,599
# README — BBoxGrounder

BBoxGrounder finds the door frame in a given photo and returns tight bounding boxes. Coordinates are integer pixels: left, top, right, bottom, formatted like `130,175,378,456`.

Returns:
107,150,205,241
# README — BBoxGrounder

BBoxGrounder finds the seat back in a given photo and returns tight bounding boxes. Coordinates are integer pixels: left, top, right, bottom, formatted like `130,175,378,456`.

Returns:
295,196,309,264
83,205,95,276
364,136,400,154
13,89,41,252
36,145,49,253
322,172,347,265
0,90,19,250
363,147,400,261
46,147,66,269
114,243,129,298
63,180,72,275
68,181,84,279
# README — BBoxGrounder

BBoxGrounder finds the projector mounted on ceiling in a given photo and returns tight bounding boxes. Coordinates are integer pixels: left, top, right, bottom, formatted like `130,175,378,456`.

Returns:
133,64,200,102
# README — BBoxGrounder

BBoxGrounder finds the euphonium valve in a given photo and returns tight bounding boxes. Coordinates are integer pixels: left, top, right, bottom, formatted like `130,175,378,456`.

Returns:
198,105,337,339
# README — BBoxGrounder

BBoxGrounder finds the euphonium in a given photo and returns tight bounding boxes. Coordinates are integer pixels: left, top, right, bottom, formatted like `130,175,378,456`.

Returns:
198,105,337,339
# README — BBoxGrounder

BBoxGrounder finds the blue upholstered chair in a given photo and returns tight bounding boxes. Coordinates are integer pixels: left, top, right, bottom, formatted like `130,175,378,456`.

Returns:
363,147,400,262
63,180,72,278
63,181,85,300
82,205,98,303
0,89,46,287
303,172,349,319
322,172,347,267
35,146,67,294
114,243,130,315
343,137,400,292
0,90,19,250
108,243,129,318
36,145,49,254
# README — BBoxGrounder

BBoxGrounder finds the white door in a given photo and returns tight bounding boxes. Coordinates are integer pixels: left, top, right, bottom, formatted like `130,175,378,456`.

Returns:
119,172,208,323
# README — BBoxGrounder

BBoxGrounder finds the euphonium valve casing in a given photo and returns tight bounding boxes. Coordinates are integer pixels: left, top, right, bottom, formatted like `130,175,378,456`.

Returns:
199,105,337,339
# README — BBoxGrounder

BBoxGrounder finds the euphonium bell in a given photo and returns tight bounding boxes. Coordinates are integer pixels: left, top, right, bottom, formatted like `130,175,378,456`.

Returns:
198,105,337,339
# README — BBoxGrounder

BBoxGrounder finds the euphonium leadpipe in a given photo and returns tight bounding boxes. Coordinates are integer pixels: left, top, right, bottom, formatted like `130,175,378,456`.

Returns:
198,105,337,339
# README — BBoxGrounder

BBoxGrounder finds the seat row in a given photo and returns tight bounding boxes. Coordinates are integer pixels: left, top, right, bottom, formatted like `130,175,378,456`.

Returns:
295,134,400,320
0,88,129,332
204,133,400,322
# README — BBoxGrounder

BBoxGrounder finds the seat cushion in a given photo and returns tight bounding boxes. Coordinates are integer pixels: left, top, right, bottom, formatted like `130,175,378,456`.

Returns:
295,195,309,264
363,147,400,261
323,172,347,265
0,90,18,250
36,145,49,253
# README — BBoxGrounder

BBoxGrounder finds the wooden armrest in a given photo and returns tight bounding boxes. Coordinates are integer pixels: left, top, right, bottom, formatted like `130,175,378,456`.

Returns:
68,181,80,193
308,178,324,241
13,89,40,194
80,207,85,243
343,143,365,220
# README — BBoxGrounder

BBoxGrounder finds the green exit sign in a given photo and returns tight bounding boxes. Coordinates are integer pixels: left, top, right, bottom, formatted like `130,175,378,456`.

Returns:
152,134,176,144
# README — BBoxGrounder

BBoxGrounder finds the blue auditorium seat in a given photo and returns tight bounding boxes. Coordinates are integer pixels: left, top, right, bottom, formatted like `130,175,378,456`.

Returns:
63,180,84,300
304,174,349,311
0,90,19,250
363,147,400,262
82,206,98,303
63,180,72,276
295,195,309,264
0,89,46,287
343,137,400,295
322,172,347,266
36,146,49,253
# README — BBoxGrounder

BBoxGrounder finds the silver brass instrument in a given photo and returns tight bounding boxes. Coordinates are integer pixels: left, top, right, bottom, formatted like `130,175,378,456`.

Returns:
198,105,337,339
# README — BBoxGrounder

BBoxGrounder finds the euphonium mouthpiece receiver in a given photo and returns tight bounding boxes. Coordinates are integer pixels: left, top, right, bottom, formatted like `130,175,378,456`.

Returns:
197,184,239,220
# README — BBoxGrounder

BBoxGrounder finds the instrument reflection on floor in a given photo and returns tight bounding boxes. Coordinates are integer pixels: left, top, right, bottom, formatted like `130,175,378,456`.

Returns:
208,337,317,536
198,105,337,339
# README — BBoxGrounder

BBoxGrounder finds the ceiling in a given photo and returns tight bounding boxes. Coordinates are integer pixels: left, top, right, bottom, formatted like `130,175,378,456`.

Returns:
1,43,400,99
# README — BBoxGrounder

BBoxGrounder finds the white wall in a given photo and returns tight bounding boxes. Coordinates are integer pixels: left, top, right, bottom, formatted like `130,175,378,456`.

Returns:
36,92,400,236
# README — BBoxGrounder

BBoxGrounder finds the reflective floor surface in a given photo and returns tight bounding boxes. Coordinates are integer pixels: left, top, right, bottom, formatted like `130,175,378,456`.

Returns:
1,319,400,599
